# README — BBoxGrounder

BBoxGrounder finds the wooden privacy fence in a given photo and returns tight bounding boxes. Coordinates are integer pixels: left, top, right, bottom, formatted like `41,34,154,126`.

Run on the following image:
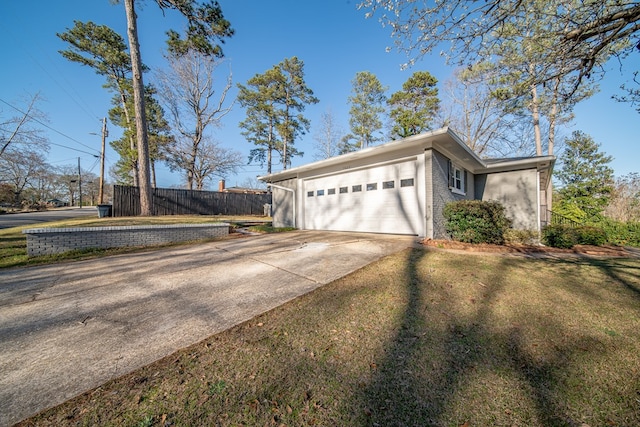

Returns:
113,185,271,217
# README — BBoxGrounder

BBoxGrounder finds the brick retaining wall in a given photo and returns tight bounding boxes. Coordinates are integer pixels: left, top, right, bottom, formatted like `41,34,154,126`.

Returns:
23,223,230,257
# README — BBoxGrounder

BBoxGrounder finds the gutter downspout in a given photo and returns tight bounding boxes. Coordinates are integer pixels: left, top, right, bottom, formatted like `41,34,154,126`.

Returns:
536,170,541,234
267,183,296,228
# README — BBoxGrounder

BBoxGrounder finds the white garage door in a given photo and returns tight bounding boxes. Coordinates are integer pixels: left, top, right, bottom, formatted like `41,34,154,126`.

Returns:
303,159,422,235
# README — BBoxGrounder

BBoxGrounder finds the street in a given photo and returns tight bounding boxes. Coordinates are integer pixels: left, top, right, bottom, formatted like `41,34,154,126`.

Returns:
0,207,98,229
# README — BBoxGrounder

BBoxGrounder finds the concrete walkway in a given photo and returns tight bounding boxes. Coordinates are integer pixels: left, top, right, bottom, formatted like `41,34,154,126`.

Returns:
0,231,415,426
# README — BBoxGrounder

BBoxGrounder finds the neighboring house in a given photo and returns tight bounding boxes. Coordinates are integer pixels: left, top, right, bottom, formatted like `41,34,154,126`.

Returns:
259,127,555,238
217,180,268,195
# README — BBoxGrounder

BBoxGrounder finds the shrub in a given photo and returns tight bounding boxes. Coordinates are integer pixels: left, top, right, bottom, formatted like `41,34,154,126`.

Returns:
504,229,540,245
443,200,512,244
542,224,607,248
542,224,578,249
598,219,640,247
575,226,607,246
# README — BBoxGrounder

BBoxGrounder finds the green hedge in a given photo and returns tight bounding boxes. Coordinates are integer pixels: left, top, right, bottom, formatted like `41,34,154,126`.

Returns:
544,218,640,248
542,224,607,248
542,224,578,249
598,219,640,247
443,200,512,244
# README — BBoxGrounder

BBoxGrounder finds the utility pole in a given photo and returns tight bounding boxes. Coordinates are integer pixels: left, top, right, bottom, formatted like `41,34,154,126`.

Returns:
98,117,108,204
77,157,82,209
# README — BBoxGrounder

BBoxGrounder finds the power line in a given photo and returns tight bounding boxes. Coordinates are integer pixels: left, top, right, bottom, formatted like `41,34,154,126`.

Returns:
48,141,100,157
4,25,101,122
0,97,100,155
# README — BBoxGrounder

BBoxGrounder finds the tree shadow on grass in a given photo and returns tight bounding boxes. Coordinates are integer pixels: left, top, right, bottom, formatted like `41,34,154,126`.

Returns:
353,248,500,426
351,249,638,426
590,257,640,297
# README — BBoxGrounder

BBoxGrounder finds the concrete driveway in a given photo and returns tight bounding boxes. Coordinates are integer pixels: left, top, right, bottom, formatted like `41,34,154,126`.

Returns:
0,230,415,426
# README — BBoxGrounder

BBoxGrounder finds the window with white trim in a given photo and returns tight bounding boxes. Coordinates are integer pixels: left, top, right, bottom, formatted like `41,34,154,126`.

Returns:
448,161,466,195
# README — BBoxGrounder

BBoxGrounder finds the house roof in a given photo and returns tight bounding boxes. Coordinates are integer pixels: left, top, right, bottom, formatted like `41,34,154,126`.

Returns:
259,127,555,185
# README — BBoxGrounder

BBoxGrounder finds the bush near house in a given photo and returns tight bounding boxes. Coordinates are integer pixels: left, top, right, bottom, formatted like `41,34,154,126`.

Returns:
598,219,640,247
542,224,608,249
443,200,512,244
503,228,540,245
543,219,640,249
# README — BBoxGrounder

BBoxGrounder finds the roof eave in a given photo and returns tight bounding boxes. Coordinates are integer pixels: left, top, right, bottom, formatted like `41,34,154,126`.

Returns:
259,127,452,182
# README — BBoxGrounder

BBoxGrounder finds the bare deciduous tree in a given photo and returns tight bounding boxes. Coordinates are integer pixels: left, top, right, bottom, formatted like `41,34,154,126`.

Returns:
0,148,48,204
313,109,343,160
0,93,48,159
605,172,640,222
439,69,512,157
157,50,235,190
360,0,639,95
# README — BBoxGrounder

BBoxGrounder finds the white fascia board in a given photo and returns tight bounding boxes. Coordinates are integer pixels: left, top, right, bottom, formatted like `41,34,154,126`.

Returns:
258,126,556,182
482,156,556,174
259,127,453,183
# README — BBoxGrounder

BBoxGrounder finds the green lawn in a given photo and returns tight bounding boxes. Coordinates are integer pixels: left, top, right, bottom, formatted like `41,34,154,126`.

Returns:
17,249,640,427
0,215,264,269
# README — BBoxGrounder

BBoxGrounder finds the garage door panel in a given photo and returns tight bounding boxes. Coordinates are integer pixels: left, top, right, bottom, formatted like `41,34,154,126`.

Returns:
303,160,422,235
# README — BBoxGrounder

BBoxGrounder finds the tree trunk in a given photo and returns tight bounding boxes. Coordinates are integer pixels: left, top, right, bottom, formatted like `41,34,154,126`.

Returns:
124,0,153,216
531,90,542,156
115,79,139,186
151,159,156,188
545,76,561,215
529,65,542,156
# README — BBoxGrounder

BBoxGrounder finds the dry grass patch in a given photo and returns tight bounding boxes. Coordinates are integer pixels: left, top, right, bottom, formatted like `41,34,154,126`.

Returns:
17,249,640,427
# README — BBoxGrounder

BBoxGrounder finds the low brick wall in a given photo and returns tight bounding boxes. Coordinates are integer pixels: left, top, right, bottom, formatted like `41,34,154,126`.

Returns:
23,223,230,257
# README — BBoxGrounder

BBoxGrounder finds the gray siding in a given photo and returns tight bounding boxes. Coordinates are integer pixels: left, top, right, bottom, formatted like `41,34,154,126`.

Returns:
271,178,297,228
430,149,474,239
476,169,539,230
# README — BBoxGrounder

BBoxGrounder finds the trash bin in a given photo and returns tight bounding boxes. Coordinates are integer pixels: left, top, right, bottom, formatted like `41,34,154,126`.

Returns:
97,204,112,218
263,203,272,217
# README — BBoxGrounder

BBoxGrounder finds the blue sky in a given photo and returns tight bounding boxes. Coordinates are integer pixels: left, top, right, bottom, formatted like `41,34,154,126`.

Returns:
1,0,638,189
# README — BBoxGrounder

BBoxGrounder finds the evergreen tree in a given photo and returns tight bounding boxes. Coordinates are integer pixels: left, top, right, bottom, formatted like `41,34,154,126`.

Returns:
238,68,284,175
388,71,440,139
556,131,614,220
58,21,172,188
238,57,317,172
109,84,173,186
341,71,387,153
275,57,318,169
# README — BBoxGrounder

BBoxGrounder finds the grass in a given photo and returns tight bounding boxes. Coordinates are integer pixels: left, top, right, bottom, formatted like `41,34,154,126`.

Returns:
16,249,640,426
0,215,265,269
247,224,297,233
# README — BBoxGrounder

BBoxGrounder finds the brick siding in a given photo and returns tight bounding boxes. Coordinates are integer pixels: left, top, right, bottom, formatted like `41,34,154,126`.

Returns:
23,223,229,257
